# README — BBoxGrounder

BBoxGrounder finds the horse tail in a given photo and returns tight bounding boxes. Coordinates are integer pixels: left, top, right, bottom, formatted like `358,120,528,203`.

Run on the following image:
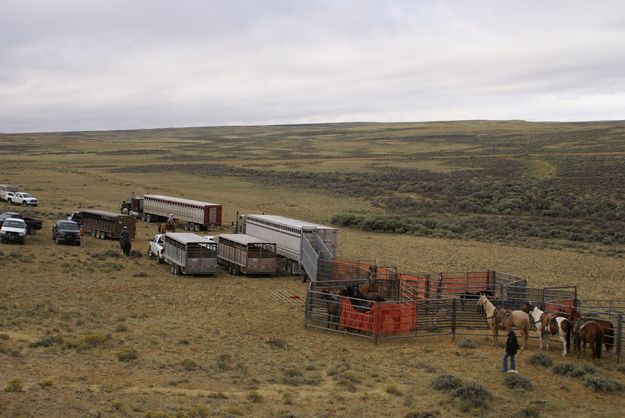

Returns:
565,320,571,354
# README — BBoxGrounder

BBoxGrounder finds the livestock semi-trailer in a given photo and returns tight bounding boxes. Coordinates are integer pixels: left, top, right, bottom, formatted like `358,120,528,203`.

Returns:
80,210,136,239
217,234,277,275
163,232,218,275
237,214,337,275
122,194,222,231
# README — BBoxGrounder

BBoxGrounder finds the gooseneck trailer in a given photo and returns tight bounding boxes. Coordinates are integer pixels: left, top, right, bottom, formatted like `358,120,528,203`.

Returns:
80,210,136,240
217,234,277,275
163,232,218,275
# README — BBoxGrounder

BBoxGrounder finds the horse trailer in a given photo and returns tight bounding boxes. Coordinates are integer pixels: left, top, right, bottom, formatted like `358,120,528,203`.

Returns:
126,194,222,231
217,234,277,275
163,232,218,275
237,214,337,275
80,210,136,239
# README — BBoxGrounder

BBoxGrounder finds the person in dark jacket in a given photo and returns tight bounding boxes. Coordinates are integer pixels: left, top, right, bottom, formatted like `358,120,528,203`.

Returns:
503,329,520,372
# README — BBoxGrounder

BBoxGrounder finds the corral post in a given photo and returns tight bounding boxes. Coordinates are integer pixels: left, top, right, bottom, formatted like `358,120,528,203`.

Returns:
617,314,623,364
451,299,457,340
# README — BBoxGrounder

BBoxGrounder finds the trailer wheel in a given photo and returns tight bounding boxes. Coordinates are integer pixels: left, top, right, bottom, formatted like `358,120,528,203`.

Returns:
141,213,146,221
91,230,97,237
193,224,200,232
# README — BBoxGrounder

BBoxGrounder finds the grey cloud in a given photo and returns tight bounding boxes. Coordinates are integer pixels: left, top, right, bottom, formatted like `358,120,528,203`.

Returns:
1,0,624,132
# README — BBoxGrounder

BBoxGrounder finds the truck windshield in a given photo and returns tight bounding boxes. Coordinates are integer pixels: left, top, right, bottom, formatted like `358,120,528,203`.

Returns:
21,193,33,198
4,220,25,228
59,222,79,230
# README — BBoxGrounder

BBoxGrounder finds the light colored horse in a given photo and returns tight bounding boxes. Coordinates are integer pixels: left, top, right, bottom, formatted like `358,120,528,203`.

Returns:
477,294,530,349
522,302,571,356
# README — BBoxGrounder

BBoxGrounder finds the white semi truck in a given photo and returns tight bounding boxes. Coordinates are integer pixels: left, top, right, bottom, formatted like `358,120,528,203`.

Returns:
237,214,337,279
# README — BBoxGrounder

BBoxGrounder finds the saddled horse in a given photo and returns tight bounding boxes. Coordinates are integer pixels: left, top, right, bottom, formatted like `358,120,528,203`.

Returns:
477,294,530,348
158,221,177,234
522,302,571,356
574,319,603,359
119,236,131,256
570,309,614,353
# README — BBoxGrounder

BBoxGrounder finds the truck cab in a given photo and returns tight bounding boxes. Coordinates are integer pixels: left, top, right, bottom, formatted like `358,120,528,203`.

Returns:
1,218,27,244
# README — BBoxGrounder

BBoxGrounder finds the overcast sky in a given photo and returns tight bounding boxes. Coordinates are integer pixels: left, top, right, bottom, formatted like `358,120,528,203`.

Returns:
1,0,624,133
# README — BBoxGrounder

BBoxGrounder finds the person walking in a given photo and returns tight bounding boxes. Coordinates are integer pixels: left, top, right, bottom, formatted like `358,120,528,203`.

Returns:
503,329,520,373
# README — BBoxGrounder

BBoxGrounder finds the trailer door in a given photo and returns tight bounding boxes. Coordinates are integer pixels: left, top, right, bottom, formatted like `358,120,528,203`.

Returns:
209,207,217,224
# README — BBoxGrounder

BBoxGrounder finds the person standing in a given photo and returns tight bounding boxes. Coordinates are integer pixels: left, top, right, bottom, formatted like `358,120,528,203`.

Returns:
503,329,520,373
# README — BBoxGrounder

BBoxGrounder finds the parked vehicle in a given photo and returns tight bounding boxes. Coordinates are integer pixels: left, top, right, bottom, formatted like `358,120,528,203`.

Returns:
0,218,27,244
217,234,277,275
237,214,337,275
0,184,19,200
80,210,136,240
148,234,165,262
52,220,81,245
0,211,43,234
5,191,38,206
163,232,218,275
122,194,222,230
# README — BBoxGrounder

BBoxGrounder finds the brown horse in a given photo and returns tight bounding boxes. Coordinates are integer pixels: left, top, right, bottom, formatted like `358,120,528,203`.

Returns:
477,294,530,348
574,320,603,359
570,309,614,352
319,289,342,330
158,221,176,234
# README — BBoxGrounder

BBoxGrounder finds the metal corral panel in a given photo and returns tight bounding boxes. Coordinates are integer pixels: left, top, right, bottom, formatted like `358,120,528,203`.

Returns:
242,214,337,262
163,232,218,274
217,234,277,274
143,195,222,228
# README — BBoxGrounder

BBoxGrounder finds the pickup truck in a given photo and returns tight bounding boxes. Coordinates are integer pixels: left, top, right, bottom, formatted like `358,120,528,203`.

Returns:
0,211,43,234
52,220,81,245
147,234,165,262
4,192,38,206
0,218,27,244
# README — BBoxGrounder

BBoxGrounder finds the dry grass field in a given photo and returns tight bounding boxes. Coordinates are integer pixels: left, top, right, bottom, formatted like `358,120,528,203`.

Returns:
1,121,625,417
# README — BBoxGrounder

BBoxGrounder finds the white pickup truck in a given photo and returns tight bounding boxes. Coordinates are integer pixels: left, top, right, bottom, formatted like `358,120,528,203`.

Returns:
4,192,38,206
0,218,27,244
147,234,165,262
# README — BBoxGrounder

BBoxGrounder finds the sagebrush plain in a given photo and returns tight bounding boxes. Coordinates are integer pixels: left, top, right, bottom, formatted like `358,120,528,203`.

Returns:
1,121,625,417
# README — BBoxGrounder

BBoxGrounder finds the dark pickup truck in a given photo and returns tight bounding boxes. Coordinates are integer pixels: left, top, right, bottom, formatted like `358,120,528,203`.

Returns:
0,211,43,234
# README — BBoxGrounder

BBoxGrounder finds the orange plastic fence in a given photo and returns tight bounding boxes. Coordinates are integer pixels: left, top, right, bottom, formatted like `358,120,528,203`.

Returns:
339,298,417,336
437,272,490,295
400,274,428,299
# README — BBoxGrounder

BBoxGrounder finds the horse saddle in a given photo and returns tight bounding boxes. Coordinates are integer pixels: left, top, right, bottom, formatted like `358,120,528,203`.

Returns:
494,308,512,327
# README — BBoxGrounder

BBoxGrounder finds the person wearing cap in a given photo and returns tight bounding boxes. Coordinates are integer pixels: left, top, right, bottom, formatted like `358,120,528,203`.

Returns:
167,213,175,228
119,225,131,256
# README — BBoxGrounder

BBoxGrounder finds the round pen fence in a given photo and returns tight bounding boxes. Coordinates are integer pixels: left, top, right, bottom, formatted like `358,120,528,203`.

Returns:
304,258,625,362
